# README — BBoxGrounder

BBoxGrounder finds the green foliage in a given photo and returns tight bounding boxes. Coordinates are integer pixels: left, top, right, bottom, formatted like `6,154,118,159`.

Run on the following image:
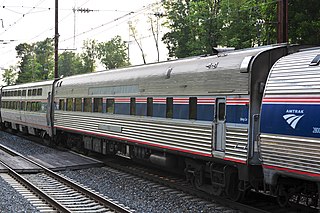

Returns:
2,66,17,86
97,36,130,70
162,0,221,58
15,38,54,84
288,0,320,44
163,0,320,58
81,39,98,73
58,52,86,77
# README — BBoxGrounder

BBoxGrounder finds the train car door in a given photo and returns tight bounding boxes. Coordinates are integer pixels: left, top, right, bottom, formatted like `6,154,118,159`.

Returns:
215,98,226,152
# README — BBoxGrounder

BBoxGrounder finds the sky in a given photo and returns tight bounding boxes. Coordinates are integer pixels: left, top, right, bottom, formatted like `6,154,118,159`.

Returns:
0,0,168,72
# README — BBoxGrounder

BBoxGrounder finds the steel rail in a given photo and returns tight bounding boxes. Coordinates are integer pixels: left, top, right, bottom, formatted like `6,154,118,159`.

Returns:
0,144,132,213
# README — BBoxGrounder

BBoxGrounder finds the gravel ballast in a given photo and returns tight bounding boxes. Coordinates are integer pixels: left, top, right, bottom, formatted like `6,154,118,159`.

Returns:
0,131,238,212
0,175,40,212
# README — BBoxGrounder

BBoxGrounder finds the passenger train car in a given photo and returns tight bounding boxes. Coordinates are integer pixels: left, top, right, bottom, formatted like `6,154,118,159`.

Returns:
1,44,319,207
52,44,289,200
260,48,320,206
0,80,54,138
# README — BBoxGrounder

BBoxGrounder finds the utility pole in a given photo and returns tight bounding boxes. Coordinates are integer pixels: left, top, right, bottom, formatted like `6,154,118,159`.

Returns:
54,0,59,79
277,0,288,43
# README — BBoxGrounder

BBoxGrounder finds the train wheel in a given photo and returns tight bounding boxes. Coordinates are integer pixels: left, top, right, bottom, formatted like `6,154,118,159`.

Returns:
277,187,289,207
211,184,223,196
226,171,244,201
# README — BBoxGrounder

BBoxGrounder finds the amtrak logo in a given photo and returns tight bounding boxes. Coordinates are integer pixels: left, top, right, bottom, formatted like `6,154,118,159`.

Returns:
283,112,304,129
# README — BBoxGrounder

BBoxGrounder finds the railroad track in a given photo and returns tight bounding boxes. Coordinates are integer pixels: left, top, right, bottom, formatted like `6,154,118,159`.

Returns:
0,144,132,213
99,156,318,213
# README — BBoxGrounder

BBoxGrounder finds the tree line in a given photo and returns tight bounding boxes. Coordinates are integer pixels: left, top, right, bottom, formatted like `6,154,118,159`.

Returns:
3,36,129,85
3,0,319,85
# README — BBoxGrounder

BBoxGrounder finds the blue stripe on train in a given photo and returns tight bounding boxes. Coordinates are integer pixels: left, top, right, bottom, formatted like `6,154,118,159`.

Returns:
227,105,249,124
260,104,320,138
173,105,189,119
115,103,130,115
136,103,147,116
197,105,214,121
153,104,166,118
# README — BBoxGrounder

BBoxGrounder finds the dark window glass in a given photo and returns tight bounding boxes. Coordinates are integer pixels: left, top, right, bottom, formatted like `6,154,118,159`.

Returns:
12,102,16,109
22,90,26,96
130,98,136,115
94,98,103,112
84,98,92,112
27,102,32,111
189,97,197,120
218,102,226,121
14,91,18,96
21,101,25,111
59,99,65,111
106,99,114,113
28,90,32,96
166,97,173,118
32,89,37,96
31,102,37,111
18,90,21,96
37,102,42,111
66,98,73,111
147,97,153,116
75,98,82,112
37,88,42,96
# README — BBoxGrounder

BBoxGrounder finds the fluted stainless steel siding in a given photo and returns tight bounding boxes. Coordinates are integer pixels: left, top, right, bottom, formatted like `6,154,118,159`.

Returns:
261,48,320,175
225,127,248,162
265,50,320,95
55,111,213,156
260,134,320,174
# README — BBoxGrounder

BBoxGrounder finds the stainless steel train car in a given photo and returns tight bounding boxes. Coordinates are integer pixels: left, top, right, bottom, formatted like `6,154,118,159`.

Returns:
0,80,54,138
260,47,320,206
3,45,320,207
52,44,289,200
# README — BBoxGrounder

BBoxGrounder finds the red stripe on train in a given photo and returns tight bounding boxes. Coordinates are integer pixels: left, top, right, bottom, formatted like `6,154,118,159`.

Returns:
263,165,320,177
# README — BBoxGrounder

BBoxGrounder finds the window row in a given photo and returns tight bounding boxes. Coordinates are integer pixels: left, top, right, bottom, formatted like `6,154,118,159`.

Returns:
2,101,47,112
58,97,199,120
2,88,42,97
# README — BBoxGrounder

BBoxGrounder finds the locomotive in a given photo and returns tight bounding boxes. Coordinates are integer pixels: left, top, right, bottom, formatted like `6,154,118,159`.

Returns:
1,44,319,207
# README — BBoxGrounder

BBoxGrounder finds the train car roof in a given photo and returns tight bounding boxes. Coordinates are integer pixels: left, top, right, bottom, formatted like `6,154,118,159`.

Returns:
56,44,288,88
2,80,54,90
264,47,320,95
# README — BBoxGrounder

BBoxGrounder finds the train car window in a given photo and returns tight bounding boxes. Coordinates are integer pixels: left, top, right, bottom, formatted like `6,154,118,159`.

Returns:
14,91,18,96
75,98,82,111
26,102,30,111
84,98,92,112
18,90,21,96
37,88,42,96
147,97,153,116
28,90,32,96
106,99,114,113
31,102,36,111
37,102,42,111
166,97,173,118
218,102,226,121
32,89,37,96
94,98,103,113
189,97,197,120
22,90,26,96
130,98,136,115
59,99,65,111
66,98,73,111
21,101,26,111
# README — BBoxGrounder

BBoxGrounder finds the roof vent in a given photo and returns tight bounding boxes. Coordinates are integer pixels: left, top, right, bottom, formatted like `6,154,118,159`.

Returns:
310,54,320,66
